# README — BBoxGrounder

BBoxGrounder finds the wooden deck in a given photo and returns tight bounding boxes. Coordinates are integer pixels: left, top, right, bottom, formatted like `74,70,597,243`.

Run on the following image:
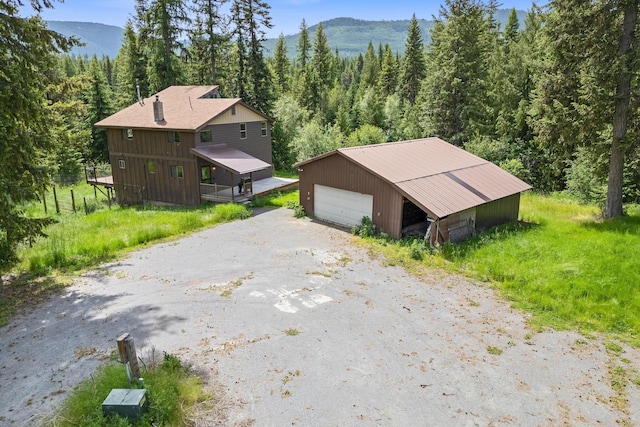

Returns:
86,175,114,188
200,176,298,203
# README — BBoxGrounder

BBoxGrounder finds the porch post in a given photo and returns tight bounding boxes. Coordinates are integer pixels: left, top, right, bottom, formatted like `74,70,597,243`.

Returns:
230,171,234,202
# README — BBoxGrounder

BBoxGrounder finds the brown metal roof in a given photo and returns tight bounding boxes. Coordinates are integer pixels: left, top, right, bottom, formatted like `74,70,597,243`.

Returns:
296,138,532,219
95,86,267,131
192,144,271,175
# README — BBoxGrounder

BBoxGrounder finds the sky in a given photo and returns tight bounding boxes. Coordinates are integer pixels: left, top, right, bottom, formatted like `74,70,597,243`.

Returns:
22,0,538,38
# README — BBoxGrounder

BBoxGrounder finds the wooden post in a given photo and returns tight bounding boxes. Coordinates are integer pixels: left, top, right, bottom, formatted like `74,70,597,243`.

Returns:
42,185,47,214
117,333,141,381
71,189,76,213
83,197,88,215
53,186,60,214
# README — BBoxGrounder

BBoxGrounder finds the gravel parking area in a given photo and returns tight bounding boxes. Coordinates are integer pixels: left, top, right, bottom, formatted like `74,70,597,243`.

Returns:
1,207,638,426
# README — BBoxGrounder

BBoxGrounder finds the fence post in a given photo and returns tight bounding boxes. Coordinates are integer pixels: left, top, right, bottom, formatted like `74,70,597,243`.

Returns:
83,197,88,215
70,189,76,213
42,184,47,214
53,186,60,214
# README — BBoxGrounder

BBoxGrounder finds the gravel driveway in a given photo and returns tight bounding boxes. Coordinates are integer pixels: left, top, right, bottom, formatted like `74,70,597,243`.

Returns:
1,207,639,426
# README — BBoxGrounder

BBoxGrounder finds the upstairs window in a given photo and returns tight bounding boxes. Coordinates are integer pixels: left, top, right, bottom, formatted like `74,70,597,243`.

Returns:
240,123,247,139
123,128,133,140
261,121,267,137
170,165,184,179
200,130,212,143
168,131,181,144
118,159,126,169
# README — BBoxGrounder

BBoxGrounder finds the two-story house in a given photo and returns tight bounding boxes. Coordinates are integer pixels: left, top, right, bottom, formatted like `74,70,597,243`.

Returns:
95,85,277,206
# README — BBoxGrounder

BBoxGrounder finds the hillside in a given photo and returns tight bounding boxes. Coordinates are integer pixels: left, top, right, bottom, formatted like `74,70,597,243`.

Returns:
46,10,526,59
46,21,124,58
263,10,526,57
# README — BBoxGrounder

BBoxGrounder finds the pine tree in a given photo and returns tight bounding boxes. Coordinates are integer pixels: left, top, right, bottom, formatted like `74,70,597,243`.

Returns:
272,34,291,95
86,56,114,164
531,0,639,217
360,42,379,90
378,44,398,97
419,0,497,144
399,14,427,105
190,0,230,87
312,23,333,91
230,0,273,113
296,19,311,69
0,0,76,271
137,0,190,93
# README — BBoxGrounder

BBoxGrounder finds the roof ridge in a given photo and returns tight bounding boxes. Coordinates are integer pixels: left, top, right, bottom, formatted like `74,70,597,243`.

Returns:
394,160,491,184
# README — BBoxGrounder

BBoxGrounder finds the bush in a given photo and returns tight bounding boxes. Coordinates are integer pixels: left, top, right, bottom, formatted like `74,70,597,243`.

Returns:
352,216,376,238
409,239,427,260
286,201,306,218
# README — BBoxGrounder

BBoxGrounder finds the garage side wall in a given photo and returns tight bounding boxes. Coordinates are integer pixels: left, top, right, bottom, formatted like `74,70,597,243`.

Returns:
475,193,521,230
298,154,404,237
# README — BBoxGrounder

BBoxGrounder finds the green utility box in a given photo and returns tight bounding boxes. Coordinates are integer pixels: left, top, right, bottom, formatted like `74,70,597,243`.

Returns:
102,389,148,419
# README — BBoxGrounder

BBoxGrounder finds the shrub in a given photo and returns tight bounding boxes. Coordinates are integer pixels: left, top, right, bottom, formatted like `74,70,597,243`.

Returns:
409,239,427,260
352,216,376,238
286,201,306,218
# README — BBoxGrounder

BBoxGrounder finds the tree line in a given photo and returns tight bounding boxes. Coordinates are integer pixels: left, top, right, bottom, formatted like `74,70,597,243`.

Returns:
1,0,639,271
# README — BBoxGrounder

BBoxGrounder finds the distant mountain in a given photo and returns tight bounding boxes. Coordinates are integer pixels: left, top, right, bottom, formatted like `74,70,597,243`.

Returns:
263,10,527,58
46,10,526,59
46,21,124,58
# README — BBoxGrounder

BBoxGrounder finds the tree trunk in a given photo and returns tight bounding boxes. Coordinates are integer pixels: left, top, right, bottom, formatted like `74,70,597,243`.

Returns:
605,0,637,218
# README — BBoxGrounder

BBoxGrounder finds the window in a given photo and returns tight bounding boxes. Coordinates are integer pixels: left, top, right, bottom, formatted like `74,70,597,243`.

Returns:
231,105,236,115
170,165,184,179
148,160,156,174
261,121,267,137
200,130,212,143
118,159,126,169
168,131,181,144
122,128,133,139
240,123,247,139
201,165,212,183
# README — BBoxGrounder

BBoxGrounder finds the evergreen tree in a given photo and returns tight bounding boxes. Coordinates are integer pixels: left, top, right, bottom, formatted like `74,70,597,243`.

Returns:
190,0,229,87
230,0,273,113
113,20,148,109
271,34,291,95
531,0,639,217
419,0,497,144
296,19,311,69
85,56,114,164
312,23,333,91
377,44,398,97
0,0,76,271
138,0,190,93
359,42,379,90
399,14,427,105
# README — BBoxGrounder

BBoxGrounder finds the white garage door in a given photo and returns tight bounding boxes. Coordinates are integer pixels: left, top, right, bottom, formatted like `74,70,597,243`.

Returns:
314,184,373,228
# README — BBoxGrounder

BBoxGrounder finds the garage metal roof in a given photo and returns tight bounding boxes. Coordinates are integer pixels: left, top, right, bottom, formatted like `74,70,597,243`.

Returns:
295,138,532,219
192,144,271,175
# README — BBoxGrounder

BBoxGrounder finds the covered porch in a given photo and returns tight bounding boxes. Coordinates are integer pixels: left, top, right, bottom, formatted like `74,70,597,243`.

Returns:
192,144,297,203
199,176,299,203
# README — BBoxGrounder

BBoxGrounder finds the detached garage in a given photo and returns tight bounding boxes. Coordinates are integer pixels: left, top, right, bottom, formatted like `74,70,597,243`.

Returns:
294,138,532,243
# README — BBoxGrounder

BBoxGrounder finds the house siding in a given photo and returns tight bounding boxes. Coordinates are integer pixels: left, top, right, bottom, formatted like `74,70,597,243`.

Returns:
475,194,521,230
197,121,273,185
298,154,404,238
107,128,200,206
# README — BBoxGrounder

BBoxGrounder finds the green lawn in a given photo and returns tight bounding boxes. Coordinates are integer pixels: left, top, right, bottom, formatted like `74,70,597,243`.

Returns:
443,192,640,343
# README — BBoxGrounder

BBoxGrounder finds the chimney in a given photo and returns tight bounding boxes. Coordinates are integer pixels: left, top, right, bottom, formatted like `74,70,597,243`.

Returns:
153,95,164,123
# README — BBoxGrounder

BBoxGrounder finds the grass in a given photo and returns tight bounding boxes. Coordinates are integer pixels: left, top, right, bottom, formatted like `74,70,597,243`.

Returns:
44,352,211,427
445,193,640,342
359,192,640,345
0,182,253,327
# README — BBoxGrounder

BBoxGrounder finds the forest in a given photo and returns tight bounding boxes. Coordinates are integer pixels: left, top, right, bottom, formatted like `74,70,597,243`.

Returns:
1,0,639,271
